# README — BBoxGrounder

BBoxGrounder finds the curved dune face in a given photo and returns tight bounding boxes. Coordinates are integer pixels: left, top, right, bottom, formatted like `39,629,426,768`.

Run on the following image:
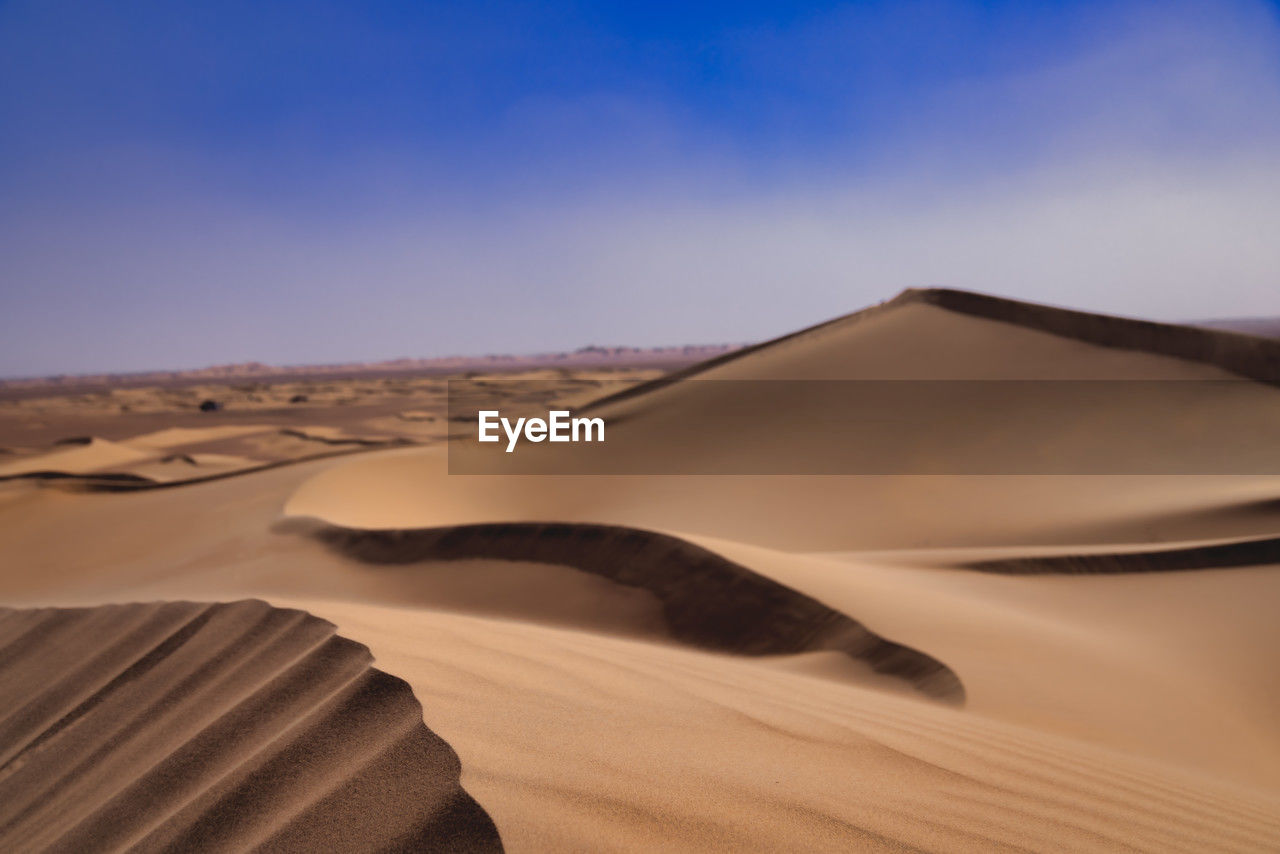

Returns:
0,600,502,853
303,521,965,702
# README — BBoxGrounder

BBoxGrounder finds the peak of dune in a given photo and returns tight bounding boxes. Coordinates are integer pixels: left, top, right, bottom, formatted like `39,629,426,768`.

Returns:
586,288,1280,410
897,288,1280,380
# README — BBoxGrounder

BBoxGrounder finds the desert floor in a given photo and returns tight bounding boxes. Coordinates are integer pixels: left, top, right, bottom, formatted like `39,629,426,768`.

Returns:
2,290,1279,852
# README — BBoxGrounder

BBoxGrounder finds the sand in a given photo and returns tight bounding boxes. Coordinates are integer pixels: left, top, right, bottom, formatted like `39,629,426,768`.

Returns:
2,288,1279,851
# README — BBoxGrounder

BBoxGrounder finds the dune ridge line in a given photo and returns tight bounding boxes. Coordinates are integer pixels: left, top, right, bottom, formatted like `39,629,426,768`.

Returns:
581,287,1280,413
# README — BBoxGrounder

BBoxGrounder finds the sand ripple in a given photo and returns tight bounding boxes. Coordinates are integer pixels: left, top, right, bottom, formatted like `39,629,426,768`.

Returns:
0,599,502,852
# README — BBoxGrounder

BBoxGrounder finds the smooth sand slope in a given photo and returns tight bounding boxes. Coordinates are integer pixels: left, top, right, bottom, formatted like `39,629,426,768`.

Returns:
289,598,1280,853
1,288,1279,851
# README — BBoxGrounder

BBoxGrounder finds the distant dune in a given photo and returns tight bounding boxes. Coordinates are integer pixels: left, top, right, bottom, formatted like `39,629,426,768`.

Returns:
0,369,661,488
1198,317,1280,339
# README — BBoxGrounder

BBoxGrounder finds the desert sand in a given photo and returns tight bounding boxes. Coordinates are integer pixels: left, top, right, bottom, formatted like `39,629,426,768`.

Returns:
2,288,1279,851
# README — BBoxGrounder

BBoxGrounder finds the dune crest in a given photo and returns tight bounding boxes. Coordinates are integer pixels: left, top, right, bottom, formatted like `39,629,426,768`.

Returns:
585,287,1280,405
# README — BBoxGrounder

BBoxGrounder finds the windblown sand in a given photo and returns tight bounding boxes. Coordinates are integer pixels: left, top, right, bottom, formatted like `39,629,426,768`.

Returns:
2,289,1279,851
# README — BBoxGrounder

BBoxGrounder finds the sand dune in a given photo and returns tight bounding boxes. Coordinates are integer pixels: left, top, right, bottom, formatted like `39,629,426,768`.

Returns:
279,426,415,446
2,288,1279,851
0,437,155,479
286,288,1280,549
584,287,1267,397
0,430,407,489
0,599,500,852
122,425,276,449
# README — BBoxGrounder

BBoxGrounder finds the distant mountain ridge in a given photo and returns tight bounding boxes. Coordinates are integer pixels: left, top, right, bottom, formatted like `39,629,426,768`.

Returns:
1197,318,1280,339
0,343,742,391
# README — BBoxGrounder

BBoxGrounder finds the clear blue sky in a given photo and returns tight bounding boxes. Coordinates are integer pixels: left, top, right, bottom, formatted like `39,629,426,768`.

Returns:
3,0,1280,376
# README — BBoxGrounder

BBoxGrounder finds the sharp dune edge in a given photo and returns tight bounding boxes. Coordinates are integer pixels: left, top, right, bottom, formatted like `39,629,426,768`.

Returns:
909,289,1280,382
2,288,1280,851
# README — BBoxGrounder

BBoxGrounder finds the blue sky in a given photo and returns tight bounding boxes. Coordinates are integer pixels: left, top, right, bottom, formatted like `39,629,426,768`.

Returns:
3,0,1280,375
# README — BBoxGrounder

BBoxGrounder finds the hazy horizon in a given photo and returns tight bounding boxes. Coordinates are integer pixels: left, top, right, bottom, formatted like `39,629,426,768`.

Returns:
4,0,1280,376
4,287,1278,382
0,340,746,381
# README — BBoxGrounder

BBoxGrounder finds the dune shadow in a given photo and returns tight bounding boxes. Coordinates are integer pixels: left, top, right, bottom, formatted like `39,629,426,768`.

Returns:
962,534,1280,574
294,520,966,703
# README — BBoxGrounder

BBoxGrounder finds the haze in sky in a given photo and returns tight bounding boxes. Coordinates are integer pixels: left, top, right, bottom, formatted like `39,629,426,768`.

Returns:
2,0,1279,376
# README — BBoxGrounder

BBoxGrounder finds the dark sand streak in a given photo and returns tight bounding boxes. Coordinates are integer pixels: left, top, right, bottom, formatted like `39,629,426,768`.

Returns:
303,520,966,703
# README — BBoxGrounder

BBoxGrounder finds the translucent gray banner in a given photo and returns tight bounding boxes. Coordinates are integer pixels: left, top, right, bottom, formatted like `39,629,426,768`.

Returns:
446,379,1280,475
